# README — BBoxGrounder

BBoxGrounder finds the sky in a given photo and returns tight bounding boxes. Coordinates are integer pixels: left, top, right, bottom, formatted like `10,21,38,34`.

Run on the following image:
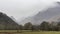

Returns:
0,0,60,20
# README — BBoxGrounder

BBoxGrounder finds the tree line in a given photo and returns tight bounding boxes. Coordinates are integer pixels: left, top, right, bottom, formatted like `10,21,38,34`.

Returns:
19,21,60,31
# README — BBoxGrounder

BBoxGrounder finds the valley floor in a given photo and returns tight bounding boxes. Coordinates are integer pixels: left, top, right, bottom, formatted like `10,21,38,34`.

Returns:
0,30,60,34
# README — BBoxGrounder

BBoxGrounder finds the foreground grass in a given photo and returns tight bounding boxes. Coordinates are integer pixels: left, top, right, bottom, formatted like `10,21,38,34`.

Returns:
0,30,60,34
19,31,60,34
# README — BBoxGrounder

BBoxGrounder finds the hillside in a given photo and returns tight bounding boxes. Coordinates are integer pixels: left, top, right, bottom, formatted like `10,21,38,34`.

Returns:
19,2,60,25
0,12,19,30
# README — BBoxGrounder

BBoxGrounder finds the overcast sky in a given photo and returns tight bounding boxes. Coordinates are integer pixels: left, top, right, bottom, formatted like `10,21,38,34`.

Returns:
0,0,60,20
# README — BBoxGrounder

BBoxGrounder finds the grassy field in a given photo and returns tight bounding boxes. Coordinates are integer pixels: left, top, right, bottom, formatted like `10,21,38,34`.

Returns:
0,30,60,34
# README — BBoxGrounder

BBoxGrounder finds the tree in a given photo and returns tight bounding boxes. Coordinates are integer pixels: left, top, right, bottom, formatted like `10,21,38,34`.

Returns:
49,22,58,31
19,25,23,30
32,25,40,31
17,25,23,33
40,21,49,31
24,22,32,30
57,22,60,31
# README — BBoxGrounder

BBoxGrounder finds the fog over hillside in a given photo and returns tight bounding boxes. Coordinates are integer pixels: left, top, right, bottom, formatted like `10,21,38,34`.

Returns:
18,2,60,25
0,0,60,25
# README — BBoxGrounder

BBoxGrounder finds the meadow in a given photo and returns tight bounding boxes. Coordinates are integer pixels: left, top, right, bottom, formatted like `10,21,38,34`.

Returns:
0,30,60,34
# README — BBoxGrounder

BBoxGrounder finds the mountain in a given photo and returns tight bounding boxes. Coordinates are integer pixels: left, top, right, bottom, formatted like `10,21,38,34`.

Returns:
19,17,33,25
19,2,60,25
0,12,19,30
10,16,18,23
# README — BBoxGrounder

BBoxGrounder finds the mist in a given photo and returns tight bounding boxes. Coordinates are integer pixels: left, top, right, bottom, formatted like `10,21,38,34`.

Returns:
0,0,59,20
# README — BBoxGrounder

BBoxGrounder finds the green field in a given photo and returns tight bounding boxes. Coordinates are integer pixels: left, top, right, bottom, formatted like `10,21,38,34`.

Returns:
0,30,60,34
